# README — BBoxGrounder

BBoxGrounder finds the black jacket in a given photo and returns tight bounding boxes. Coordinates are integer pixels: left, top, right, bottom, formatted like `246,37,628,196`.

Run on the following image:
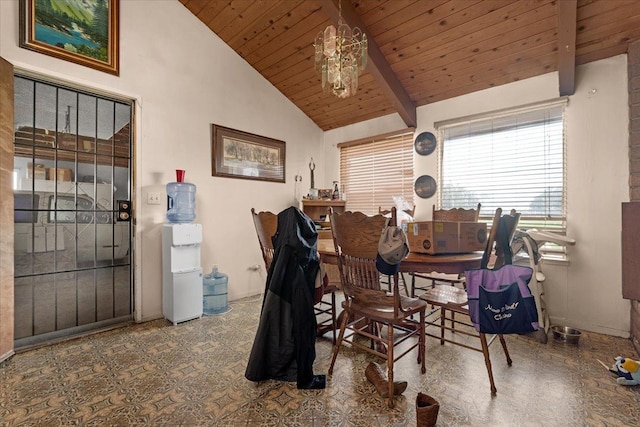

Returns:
245,206,320,387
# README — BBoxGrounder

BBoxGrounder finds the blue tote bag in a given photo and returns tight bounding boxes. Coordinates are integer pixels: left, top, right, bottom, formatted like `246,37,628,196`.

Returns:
466,216,539,334
466,264,538,334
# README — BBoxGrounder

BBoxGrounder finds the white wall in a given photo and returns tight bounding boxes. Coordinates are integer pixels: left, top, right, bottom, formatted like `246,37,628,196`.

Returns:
324,56,630,337
1,0,325,322
563,56,630,336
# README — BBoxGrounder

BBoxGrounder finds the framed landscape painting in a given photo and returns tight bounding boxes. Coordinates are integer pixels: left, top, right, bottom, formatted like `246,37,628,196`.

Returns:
211,124,286,183
19,0,119,75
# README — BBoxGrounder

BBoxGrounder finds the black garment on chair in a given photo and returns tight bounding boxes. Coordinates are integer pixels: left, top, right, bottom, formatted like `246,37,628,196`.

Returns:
245,206,325,389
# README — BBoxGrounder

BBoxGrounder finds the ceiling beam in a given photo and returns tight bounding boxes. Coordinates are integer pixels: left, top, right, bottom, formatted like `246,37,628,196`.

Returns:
557,0,577,96
318,0,417,127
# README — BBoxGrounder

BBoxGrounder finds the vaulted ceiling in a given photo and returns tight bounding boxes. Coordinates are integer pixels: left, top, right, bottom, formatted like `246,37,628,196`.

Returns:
179,0,640,131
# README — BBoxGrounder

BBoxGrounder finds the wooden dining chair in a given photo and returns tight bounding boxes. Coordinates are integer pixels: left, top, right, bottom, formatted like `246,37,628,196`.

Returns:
418,207,520,394
432,203,481,222
328,208,427,408
378,205,415,295
251,208,278,272
250,208,338,344
410,203,482,298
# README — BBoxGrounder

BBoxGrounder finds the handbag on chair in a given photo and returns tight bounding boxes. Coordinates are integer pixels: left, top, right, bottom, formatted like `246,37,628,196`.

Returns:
466,216,539,335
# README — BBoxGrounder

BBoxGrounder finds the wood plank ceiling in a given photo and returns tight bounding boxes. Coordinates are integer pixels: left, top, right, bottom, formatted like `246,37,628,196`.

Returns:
180,0,640,131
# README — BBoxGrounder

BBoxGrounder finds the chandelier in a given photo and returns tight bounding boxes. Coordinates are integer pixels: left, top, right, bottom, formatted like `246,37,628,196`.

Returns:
313,0,367,98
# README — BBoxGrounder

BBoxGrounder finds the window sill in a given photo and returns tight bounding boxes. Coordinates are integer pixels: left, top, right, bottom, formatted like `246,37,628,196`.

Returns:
540,254,570,266
515,252,570,267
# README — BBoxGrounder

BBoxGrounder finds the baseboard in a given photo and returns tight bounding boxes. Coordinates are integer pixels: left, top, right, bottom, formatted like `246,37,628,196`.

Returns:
0,349,15,364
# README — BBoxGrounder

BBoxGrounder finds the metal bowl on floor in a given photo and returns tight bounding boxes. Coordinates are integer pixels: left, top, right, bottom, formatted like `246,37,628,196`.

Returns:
551,325,582,344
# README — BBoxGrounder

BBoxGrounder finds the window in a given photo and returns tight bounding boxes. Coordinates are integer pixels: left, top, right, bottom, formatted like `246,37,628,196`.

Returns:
339,129,414,215
436,99,567,232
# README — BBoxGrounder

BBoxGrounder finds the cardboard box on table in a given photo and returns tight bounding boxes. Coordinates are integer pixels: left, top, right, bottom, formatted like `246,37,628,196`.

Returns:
406,221,487,254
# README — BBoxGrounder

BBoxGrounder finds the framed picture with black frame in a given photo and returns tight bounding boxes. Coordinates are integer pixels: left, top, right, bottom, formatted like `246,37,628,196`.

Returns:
211,124,286,183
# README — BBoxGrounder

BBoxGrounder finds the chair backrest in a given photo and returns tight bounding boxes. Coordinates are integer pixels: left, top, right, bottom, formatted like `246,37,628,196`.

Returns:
433,203,481,222
251,208,278,270
379,205,415,218
330,209,389,293
481,208,521,269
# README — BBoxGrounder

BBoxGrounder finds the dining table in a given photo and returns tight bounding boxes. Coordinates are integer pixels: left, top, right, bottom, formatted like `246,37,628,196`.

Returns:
317,239,484,275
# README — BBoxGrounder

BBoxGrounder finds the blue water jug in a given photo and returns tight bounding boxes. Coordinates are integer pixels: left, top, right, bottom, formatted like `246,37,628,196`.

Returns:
203,266,229,315
166,182,196,223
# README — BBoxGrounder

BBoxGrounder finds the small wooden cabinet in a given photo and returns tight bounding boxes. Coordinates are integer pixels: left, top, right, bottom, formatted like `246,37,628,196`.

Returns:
301,199,346,222
301,199,346,239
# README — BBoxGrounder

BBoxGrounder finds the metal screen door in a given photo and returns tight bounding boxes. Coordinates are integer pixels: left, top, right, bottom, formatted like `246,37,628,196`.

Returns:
13,75,133,349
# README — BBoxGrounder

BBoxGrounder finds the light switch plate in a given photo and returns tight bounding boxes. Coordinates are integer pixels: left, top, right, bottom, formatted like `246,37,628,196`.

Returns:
147,192,162,205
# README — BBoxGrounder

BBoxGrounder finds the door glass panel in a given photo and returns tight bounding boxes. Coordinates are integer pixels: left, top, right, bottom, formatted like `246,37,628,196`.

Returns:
14,78,34,132
33,280,56,336
77,269,96,326
114,265,131,317
96,156,115,206
14,276,34,340
13,75,133,348
55,271,77,330
114,103,130,159
96,267,114,321
97,98,114,141
34,83,56,135
57,88,78,152
78,94,97,154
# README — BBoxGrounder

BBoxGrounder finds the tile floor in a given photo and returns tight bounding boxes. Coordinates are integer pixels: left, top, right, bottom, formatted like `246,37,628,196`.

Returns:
1,294,640,426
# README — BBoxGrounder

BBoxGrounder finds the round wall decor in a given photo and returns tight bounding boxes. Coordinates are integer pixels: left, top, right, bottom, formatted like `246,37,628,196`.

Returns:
414,175,437,199
414,131,437,156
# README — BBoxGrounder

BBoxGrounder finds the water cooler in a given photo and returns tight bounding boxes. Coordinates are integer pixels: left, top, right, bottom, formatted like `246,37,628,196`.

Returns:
162,170,202,325
162,223,203,325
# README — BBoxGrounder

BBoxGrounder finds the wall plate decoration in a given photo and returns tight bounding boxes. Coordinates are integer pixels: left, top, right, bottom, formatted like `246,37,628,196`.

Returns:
414,175,437,199
414,131,437,156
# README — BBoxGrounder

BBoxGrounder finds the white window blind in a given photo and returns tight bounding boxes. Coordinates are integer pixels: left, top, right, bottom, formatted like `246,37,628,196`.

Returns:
436,99,567,230
339,130,414,215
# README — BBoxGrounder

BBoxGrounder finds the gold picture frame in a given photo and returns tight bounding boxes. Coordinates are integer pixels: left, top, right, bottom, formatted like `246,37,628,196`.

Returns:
19,0,120,75
211,124,286,183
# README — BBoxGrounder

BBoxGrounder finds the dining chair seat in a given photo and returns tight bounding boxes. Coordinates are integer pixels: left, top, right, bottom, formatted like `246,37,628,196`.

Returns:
347,293,427,320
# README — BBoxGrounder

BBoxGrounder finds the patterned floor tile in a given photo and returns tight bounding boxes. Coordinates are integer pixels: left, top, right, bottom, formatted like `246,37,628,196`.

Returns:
1,295,640,426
